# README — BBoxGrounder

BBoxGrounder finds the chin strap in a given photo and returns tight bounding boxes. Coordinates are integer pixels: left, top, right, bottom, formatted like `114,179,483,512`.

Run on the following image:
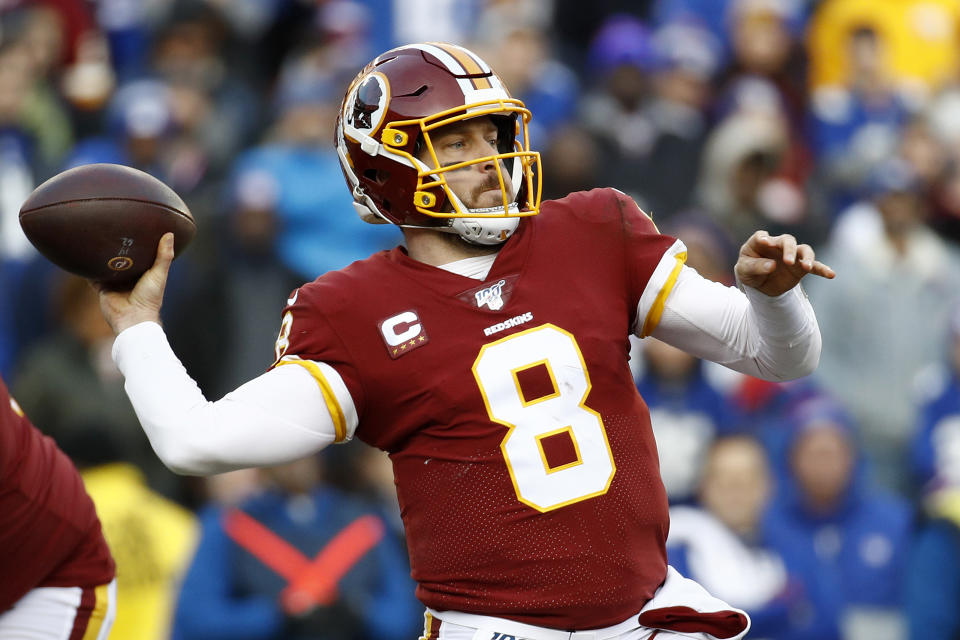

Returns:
398,215,520,246
450,216,519,245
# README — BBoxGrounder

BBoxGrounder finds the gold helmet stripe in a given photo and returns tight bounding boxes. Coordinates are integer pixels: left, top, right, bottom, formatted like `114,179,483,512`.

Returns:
432,42,493,90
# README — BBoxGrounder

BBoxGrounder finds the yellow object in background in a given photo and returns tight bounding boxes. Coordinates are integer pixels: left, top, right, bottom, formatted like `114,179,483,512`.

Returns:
82,463,198,640
808,0,960,93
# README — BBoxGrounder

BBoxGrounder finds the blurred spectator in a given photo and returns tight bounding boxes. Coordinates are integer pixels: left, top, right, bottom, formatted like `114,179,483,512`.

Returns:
163,167,304,398
905,304,960,636
327,442,408,539
172,455,420,640
65,74,222,202
652,0,735,60
539,124,602,200
551,0,647,69
807,0,960,100
0,43,39,373
11,274,185,499
905,486,960,640
64,79,174,170
374,0,482,49
911,304,960,492
224,44,399,282
663,211,738,284
0,19,64,368
668,436,806,639
724,375,822,475
922,85,960,242
697,107,794,242
60,31,117,138
10,0,97,66
714,0,821,241
581,15,720,218
807,158,960,492
477,22,579,147
723,0,806,113
579,13,657,197
1,5,75,172
764,397,913,640
149,2,261,174
637,337,739,503
808,24,913,209
72,429,198,640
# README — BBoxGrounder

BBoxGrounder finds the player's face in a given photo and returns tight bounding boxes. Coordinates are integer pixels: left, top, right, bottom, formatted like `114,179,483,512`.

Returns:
421,116,516,210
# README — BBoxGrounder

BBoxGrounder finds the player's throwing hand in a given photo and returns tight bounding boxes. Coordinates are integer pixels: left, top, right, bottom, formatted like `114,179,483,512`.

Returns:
734,230,835,297
94,232,175,334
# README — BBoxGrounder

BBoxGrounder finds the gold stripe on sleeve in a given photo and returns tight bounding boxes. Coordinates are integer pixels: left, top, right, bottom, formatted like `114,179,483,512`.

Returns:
80,584,109,640
277,360,348,443
640,251,687,337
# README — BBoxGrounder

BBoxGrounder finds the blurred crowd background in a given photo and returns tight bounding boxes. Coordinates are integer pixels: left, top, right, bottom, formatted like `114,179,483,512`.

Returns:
2,0,960,638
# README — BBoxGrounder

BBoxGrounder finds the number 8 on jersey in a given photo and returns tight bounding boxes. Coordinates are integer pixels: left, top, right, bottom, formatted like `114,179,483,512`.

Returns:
472,324,617,512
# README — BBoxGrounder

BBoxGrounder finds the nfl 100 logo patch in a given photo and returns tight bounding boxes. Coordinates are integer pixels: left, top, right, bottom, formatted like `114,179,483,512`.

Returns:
476,279,506,310
458,274,519,311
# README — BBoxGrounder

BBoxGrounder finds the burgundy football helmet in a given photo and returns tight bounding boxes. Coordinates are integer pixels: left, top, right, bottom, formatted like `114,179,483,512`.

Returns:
335,43,542,245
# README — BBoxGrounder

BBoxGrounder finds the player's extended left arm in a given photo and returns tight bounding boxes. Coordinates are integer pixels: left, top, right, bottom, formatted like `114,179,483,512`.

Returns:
643,231,835,381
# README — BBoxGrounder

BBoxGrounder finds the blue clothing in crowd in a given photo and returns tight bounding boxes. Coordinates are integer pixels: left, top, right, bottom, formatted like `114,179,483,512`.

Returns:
911,367,960,490
763,465,912,639
906,519,960,639
229,146,401,281
172,487,420,640
666,506,799,639
637,362,738,503
905,490,960,640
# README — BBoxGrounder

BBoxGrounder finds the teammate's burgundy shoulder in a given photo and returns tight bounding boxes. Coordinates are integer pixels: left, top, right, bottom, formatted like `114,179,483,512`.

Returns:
0,377,114,611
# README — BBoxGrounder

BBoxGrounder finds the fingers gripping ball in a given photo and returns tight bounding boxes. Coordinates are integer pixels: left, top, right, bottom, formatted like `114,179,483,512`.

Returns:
19,163,195,289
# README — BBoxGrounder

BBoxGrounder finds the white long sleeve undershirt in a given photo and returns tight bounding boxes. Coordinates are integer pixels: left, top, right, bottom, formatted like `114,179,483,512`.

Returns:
650,265,820,381
112,265,819,475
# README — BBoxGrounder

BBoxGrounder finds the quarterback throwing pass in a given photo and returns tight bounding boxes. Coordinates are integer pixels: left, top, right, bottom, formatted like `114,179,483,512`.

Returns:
96,43,834,640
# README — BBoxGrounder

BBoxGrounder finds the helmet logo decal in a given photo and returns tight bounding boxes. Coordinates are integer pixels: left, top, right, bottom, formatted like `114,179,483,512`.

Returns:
345,72,389,136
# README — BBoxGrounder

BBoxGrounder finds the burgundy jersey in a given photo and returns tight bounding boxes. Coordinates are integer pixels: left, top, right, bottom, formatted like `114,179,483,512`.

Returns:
0,377,115,612
275,188,684,629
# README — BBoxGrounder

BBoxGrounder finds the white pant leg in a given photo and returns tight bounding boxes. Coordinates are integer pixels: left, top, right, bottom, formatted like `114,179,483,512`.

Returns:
429,617,661,640
0,580,116,640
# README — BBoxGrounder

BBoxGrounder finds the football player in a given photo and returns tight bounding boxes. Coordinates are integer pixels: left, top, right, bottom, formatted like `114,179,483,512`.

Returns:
0,375,116,638
96,43,834,639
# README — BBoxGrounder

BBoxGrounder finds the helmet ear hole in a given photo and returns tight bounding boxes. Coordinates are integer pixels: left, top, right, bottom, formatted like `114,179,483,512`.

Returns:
492,115,516,154
492,115,517,173
364,169,390,184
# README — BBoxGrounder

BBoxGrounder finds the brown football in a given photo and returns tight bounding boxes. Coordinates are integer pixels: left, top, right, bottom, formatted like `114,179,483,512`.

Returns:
19,163,195,288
